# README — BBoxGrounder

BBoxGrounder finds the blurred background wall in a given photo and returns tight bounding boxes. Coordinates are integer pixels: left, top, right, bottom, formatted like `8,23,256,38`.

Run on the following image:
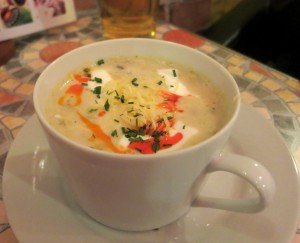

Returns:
160,0,299,79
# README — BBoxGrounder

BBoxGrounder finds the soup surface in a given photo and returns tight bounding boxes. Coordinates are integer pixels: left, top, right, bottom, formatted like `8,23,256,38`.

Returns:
45,56,228,154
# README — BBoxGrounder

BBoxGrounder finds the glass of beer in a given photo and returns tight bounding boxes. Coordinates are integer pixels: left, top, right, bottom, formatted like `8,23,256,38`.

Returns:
97,0,158,39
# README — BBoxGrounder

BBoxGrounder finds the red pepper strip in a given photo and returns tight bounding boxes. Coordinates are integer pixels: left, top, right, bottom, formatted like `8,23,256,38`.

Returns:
77,112,129,154
128,139,154,154
156,122,166,133
157,102,177,112
159,90,181,102
74,74,89,83
158,90,183,112
160,132,183,148
98,110,106,117
58,84,83,106
129,132,183,154
66,84,84,95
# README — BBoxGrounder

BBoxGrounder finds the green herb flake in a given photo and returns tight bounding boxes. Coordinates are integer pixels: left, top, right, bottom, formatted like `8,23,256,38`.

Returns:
89,108,98,113
183,125,186,129
97,59,104,66
120,95,125,103
134,113,142,117
167,116,173,120
128,101,134,104
83,68,90,73
128,109,134,113
157,80,163,85
94,77,102,83
172,69,177,77
157,118,164,123
104,99,110,111
170,85,174,87
81,83,88,86
111,129,118,137
152,141,160,153
93,86,102,95
131,78,139,86
114,119,120,123
143,85,148,88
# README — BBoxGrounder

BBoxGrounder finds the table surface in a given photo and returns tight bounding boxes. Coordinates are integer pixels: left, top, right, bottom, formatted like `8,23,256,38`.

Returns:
0,14,299,243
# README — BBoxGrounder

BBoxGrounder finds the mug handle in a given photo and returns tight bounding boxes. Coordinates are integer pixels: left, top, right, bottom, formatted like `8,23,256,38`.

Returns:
193,154,276,213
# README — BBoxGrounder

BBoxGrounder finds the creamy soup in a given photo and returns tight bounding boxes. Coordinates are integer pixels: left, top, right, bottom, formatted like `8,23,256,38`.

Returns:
45,56,229,154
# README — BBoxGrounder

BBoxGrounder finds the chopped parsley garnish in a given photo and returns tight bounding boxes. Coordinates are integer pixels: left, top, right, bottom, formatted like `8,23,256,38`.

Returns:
128,101,134,104
93,86,102,95
81,83,88,86
89,108,98,113
143,85,148,88
97,59,104,66
172,69,177,77
170,85,174,87
114,119,120,123
127,109,134,113
104,99,110,111
167,116,173,120
157,80,163,85
183,125,186,129
122,127,145,139
120,95,125,103
94,77,102,83
83,68,90,73
131,78,139,86
152,141,160,153
111,129,118,137
134,113,142,117
121,127,127,134
157,118,164,123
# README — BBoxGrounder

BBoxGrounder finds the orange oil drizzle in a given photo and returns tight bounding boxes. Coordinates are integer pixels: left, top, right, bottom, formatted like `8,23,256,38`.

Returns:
77,112,130,154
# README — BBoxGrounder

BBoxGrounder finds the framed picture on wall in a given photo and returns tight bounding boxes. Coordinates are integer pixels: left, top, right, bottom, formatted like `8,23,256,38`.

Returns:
0,0,76,41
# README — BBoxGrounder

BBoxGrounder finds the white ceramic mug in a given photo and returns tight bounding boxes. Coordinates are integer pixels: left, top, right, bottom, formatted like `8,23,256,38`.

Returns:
33,39,276,231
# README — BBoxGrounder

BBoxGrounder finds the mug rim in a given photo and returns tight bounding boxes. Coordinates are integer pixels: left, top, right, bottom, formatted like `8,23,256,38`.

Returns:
33,38,241,160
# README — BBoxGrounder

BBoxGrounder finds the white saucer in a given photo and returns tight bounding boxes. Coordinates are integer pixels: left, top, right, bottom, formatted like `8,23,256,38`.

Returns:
3,104,299,243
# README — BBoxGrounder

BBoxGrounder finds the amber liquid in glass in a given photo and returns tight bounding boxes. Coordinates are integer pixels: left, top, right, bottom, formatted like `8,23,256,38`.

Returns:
99,0,157,39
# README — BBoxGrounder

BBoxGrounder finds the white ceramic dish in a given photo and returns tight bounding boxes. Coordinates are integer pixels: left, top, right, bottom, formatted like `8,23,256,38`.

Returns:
3,104,299,243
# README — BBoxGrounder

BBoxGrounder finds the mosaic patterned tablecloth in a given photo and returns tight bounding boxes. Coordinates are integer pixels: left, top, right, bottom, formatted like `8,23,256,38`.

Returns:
0,15,299,243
